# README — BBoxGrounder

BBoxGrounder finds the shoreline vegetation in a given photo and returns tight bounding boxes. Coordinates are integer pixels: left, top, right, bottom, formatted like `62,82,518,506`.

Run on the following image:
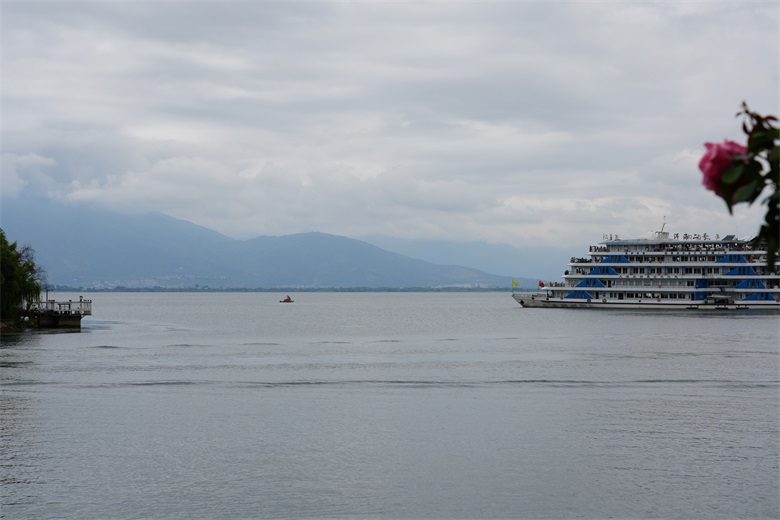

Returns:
1,229,44,332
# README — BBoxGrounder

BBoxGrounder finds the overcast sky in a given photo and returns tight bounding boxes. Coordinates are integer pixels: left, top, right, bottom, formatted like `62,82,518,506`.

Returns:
2,1,778,252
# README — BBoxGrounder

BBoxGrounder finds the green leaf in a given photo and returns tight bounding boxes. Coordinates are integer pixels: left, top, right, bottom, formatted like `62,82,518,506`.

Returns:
731,160,763,185
731,179,761,204
721,164,743,184
747,129,779,152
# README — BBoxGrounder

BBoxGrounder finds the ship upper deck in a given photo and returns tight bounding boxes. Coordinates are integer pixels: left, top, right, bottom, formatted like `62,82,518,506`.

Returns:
593,231,762,254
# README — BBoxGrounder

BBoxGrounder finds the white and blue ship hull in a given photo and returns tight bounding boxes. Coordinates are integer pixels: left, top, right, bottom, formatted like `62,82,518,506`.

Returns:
513,230,780,311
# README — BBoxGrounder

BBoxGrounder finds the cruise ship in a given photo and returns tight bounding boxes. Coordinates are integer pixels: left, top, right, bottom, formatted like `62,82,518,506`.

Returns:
513,228,780,310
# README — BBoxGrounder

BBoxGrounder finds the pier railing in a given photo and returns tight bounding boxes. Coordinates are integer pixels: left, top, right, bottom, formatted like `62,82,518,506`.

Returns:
31,297,92,316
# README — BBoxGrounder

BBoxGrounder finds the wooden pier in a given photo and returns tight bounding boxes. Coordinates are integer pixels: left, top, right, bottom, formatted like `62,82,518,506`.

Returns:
29,296,92,328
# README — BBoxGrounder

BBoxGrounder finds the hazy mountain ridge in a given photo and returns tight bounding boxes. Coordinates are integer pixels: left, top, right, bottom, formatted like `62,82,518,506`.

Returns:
1,200,539,289
360,235,571,281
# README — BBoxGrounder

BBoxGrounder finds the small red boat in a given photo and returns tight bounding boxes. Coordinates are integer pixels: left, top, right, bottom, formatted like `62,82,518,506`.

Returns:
280,295,294,303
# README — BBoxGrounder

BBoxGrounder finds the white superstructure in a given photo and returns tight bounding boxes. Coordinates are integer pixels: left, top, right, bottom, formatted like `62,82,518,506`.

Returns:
514,230,780,310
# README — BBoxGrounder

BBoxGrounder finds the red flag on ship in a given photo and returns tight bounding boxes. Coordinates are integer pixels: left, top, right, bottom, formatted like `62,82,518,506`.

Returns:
538,281,545,288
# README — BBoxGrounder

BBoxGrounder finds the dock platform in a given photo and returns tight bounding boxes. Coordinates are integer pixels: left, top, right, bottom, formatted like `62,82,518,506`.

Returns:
29,297,92,328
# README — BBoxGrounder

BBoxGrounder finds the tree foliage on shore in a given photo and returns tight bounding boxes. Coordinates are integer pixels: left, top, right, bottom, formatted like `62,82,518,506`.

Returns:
1,229,44,324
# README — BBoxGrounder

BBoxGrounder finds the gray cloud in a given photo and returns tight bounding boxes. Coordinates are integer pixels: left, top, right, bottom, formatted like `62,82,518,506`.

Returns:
1,1,776,250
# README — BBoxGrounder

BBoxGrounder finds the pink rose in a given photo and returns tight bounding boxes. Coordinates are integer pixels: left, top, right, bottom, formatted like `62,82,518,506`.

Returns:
699,140,747,193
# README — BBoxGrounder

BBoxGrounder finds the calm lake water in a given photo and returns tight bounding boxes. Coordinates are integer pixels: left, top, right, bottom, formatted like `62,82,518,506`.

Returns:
1,292,778,519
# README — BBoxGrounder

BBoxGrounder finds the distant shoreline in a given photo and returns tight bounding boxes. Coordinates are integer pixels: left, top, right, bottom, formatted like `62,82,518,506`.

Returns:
49,286,528,293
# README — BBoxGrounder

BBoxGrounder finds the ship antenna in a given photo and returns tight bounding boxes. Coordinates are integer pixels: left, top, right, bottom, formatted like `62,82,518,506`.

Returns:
660,216,666,233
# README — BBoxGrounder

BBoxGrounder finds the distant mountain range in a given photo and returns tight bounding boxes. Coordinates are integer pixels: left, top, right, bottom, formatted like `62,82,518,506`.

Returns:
359,235,571,282
1,199,542,289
